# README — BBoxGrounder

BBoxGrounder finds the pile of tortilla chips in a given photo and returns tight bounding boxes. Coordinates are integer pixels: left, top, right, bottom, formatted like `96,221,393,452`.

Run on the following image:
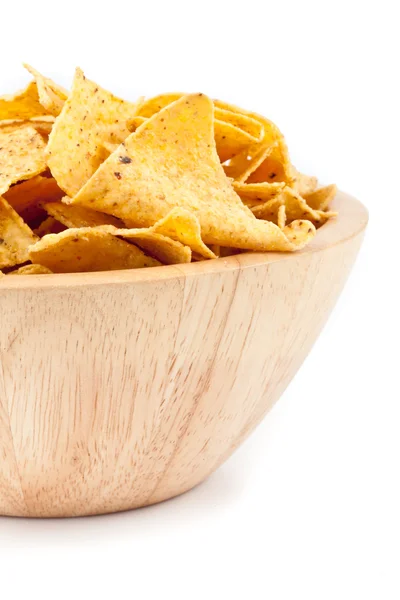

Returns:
0,65,337,276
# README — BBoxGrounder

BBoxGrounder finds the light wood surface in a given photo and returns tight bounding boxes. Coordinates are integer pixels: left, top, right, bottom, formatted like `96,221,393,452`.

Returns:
0,190,368,517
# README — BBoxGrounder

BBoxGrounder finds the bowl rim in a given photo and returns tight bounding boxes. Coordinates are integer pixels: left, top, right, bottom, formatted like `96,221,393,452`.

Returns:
0,190,368,290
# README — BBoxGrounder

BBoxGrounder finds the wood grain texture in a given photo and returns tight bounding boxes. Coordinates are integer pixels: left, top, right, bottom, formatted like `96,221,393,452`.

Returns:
0,190,368,517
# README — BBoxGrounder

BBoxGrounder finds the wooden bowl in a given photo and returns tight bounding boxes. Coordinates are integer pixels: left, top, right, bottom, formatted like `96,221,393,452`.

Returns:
0,191,368,518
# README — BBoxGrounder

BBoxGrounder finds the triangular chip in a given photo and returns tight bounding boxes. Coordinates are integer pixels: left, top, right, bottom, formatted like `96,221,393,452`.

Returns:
126,115,147,132
214,119,257,162
277,205,286,229
250,196,285,225
23,64,68,117
34,216,66,237
4,175,64,222
0,115,55,136
150,208,216,259
135,93,259,161
0,126,47,195
224,139,278,182
304,184,337,211
0,81,47,120
47,68,142,196
137,93,183,117
252,186,321,224
70,94,315,252
9,264,53,275
214,107,263,139
43,200,123,228
28,227,161,273
0,196,38,268
100,225,191,265
291,167,318,196
218,102,292,184
137,94,263,142
233,181,285,207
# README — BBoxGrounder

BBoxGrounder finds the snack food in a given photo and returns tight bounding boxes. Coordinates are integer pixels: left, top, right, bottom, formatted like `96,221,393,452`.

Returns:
0,65,337,276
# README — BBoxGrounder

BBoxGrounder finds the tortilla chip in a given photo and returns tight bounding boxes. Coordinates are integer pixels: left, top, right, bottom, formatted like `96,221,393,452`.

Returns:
28,227,161,273
0,126,47,195
233,181,285,207
150,208,216,259
291,168,318,196
283,220,316,246
214,107,263,139
215,100,292,177
0,81,47,120
70,94,315,252
277,205,286,229
0,115,55,136
252,186,322,225
214,119,257,162
43,200,123,228
102,141,119,156
4,175,64,222
126,115,147,132
250,196,284,225
137,93,183,117
100,225,191,265
47,68,142,196
0,195,38,268
135,94,259,161
34,216,66,237
23,64,68,117
223,139,278,182
138,95,263,141
9,264,53,275
304,184,337,211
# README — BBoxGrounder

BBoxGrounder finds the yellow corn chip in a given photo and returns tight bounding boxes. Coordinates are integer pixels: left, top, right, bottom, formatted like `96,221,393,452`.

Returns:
0,81,47,120
43,200,123,228
135,94,259,161
150,208,216,259
233,181,285,207
102,141,119,156
4,175,64,222
214,107,263,139
250,196,284,225
33,216,66,237
247,154,289,184
9,263,53,275
291,168,318,196
28,227,161,273
138,95,263,142
223,138,278,182
0,126,47,195
126,115,147,132
100,225,191,265
214,119,257,162
0,115,55,136
216,100,290,161
0,195,38,268
137,93,183,117
70,94,315,252
252,186,321,225
304,184,337,211
47,68,142,196
283,219,316,246
277,205,286,229
23,64,68,117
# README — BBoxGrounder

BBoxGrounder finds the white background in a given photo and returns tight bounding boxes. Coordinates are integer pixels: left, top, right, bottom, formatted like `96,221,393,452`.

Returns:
1,1,399,598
